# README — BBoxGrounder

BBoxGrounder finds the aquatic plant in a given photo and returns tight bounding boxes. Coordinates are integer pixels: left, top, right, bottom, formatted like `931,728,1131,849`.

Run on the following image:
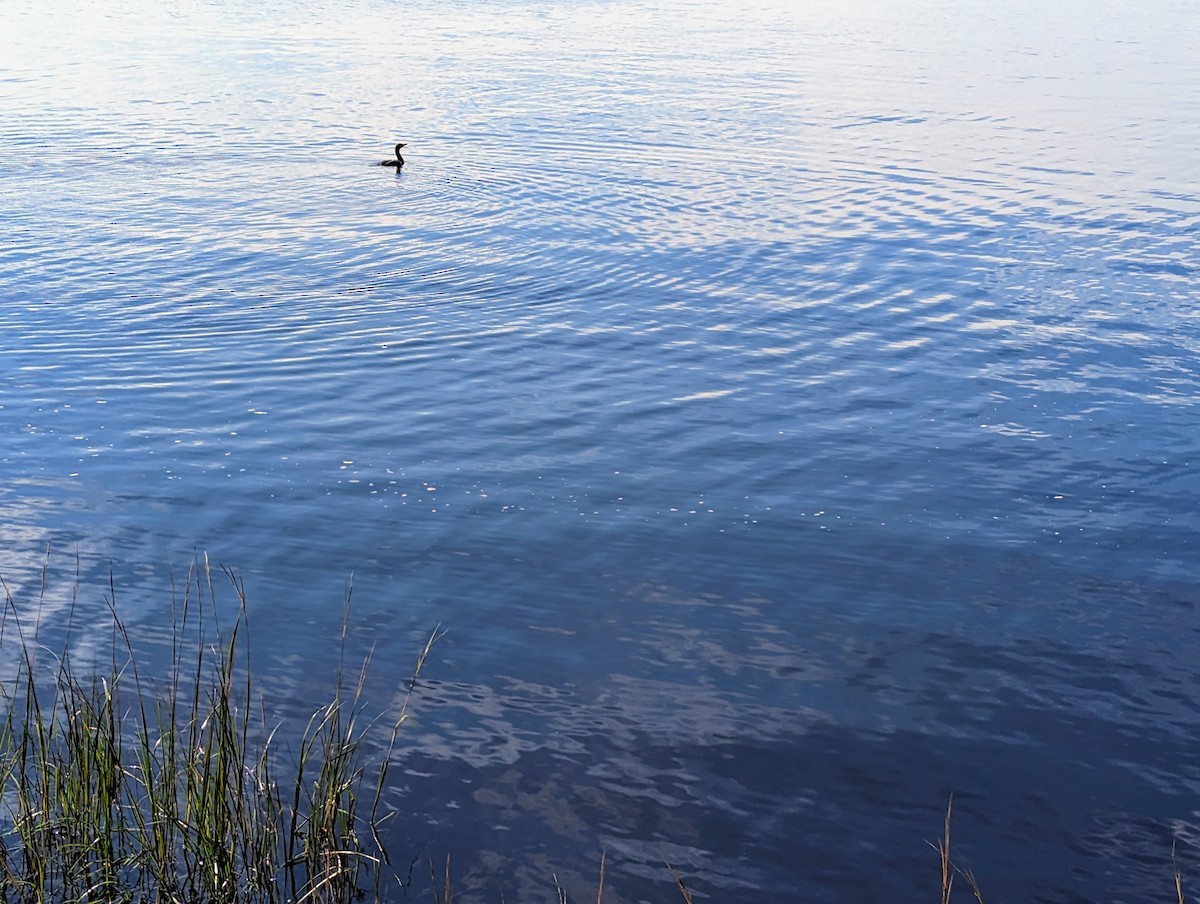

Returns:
0,555,439,904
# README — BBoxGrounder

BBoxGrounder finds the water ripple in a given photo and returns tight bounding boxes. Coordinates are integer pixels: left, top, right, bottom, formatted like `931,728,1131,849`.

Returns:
3,0,1200,899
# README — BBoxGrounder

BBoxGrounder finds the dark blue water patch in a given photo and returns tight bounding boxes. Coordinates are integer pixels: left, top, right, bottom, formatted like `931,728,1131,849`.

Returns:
8,548,1193,904
378,699,1195,903
243,528,1200,897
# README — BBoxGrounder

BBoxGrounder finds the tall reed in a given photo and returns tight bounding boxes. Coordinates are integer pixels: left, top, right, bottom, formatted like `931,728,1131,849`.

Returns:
0,555,438,904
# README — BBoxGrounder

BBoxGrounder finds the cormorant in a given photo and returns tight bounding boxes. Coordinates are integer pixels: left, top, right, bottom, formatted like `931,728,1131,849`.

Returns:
380,143,406,167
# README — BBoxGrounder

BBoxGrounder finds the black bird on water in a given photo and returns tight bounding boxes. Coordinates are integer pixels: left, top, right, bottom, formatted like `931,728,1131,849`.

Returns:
380,143,406,167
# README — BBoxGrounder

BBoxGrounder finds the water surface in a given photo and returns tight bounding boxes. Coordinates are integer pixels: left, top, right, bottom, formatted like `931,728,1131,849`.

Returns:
2,1,1199,901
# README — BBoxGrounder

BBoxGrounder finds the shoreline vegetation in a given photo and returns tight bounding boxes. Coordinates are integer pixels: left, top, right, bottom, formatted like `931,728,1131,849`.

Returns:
0,556,439,903
0,558,1189,902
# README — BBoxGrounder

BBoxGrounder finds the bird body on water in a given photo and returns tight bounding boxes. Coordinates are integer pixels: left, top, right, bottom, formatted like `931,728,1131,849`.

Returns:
380,142,406,167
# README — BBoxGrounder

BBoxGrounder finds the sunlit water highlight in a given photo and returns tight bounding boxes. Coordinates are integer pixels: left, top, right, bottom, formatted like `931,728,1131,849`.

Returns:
2,0,1199,900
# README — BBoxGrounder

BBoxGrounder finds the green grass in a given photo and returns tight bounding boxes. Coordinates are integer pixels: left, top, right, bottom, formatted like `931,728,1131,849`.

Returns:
0,555,439,904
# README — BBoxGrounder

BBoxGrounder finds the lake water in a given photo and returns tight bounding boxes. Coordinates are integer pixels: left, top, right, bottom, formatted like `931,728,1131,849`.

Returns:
2,0,1199,900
